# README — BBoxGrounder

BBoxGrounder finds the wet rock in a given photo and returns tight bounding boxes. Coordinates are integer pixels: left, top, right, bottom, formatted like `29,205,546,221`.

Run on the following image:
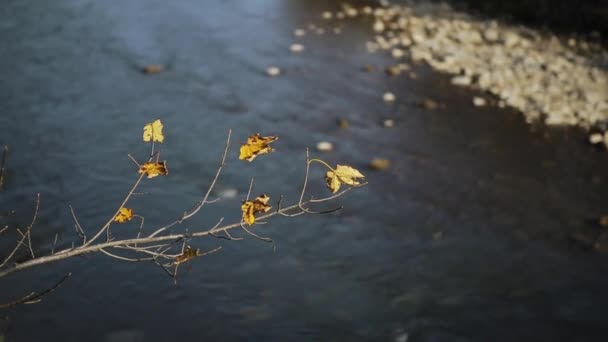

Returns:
373,20,385,33
473,96,487,107
370,158,391,170
589,133,604,144
316,141,334,152
451,75,472,86
420,98,439,110
290,43,304,53
391,48,405,59
141,65,163,74
344,7,358,17
266,67,281,77
337,118,349,128
383,119,395,127
219,188,238,199
386,65,401,76
383,92,396,102
362,64,376,72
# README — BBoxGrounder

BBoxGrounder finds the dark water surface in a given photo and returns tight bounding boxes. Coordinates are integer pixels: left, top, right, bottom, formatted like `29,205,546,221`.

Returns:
1,0,608,341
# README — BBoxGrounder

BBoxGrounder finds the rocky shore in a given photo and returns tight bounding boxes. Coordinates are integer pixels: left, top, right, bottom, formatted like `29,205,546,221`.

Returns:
311,1,608,147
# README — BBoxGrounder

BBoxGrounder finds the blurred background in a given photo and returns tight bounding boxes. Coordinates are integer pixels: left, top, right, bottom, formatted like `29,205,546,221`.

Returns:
1,0,608,341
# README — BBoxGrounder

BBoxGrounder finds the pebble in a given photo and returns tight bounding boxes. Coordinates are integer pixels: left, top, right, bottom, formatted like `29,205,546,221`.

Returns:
473,97,487,107
322,11,333,20
316,141,334,152
266,67,281,77
373,20,385,33
451,75,472,86
421,99,439,110
315,28,325,35
383,119,395,127
294,29,306,37
290,44,304,53
386,65,401,76
362,64,376,72
600,215,608,227
370,158,391,170
345,7,358,17
141,65,163,74
383,92,396,102
337,118,349,128
391,48,405,59
219,188,238,199
589,133,604,144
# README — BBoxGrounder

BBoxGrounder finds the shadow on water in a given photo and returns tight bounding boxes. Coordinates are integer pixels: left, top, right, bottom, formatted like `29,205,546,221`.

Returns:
1,0,608,341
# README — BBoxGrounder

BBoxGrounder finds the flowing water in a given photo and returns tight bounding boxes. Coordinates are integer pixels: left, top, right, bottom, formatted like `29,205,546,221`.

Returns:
1,0,608,341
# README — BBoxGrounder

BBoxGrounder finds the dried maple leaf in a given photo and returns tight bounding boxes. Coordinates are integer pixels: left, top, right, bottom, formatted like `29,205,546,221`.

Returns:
138,161,168,178
114,207,134,223
239,134,278,162
241,194,272,225
175,246,201,264
143,119,165,143
325,164,365,193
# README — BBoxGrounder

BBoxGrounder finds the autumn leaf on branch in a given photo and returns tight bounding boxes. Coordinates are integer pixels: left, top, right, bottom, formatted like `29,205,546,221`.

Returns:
138,162,168,178
239,134,278,162
143,119,165,143
114,207,134,223
325,165,365,193
175,246,201,265
241,194,272,225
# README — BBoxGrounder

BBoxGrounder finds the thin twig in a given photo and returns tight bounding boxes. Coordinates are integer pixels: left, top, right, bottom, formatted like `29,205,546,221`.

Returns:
82,172,146,248
0,273,71,308
69,205,86,243
26,193,40,259
0,145,7,191
240,222,273,243
148,130,231,238
51,233,58,255
99,248,154,262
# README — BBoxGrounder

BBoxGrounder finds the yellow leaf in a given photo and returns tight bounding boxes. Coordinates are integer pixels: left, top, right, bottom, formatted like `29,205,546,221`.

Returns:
239,134,278,162
114,207,134,223
175,246,201,264
241,194,272,225
325,164,365,193
143,119,165,143
138,161,168,178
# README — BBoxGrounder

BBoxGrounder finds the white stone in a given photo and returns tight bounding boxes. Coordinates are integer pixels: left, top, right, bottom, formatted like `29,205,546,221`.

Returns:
451,76,472,86
290,44,304,52
322,11,333,20
383,92,396,102
294,29,306,37
473,97,487,106
316,141,334,152
266,67,280,76
383,119,395,127
373,20,385,33
589,133,604,144
391,48,405,59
